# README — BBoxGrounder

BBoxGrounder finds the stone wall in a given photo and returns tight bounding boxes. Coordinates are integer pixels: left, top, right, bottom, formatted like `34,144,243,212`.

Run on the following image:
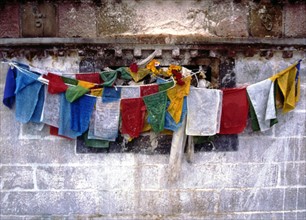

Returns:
0,0,306,219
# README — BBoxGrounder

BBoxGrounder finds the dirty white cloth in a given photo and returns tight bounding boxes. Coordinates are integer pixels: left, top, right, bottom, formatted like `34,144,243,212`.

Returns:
247,79,276,131
40,86,60,127
121,86,140,99
94,99,120,141
186,87,223,136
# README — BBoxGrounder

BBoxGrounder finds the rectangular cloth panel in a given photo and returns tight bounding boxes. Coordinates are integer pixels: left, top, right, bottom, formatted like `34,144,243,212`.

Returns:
121,87,140,99
140,84,159,97
186,87,223,136
246,79,276,132
102,87,122,103
120,98,146,138
76,73,102,84
219,87,249,134
41,86,61,127
94,99,120,141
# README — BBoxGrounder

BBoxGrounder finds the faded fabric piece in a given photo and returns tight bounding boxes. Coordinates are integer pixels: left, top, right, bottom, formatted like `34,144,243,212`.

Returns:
47,73,68,94
121,98,146,138
76,73,102,84
247,79,277,132
168,117,187,182
140,84,159,97
3,67,17,108
65,85,89,103
247,94,260,132
219,87,249,134
102,87,121,103
59,93,82,139
116,67,133,80
158,80,175,92
128,68,151,82
90,88,103,97
100,70,117,87
30,85,45,123
94,99,120,141
167,76,191,123
269,62,300,113
61,76,78,85
41,87,61,127
186,87,223,136
164,97,187,132
121,86,140,99
70,95,96,134
143,91,167,133
15,68,44,123
49,126,72,139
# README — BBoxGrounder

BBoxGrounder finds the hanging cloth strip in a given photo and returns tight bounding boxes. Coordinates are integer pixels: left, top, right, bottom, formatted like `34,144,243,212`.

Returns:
219,87,249,134
46,73,68,94
14,68,45,123
76,73,102,84
143,91,168,133
246,79,277,132
70,95,96,134
58,93,82,139
94,99,120,141
186,87,223,136
41,87,61,127
3,66,17,109
120,98,146,138
90,88,103,97
269,61,301,113
82,131,109,148
102,87,122,103
167,76,191,123
65,85,90,103
128,68,151,82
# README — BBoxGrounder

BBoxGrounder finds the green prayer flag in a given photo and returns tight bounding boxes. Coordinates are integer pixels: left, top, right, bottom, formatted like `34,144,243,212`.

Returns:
65,85,89,103
116,67,132,80
143,91,167,133
61,76,78,85
158,81,175,92
100,70,117,87
83,131,109,148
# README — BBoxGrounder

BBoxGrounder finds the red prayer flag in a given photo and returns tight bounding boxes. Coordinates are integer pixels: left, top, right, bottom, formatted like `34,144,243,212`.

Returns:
46,73,68,94
120,98,146,138
219,87,249,134
49,126,72,140
76,73,102,84
140,84,159,97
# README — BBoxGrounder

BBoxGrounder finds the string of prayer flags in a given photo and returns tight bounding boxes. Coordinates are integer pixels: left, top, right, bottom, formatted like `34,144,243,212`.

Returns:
46,73,68,94
186,87,223,136
70,95,96,134
219,87,249,134
120,98,146,138
269,61,301,113
102,87,122,103
247,79,277,132
140,84,159,97
94,99,120,141
143,91,168,133
15,68,45,123
58,93,82,139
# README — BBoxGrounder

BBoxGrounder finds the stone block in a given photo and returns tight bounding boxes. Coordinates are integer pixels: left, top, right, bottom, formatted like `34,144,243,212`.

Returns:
0,216,24,220
1,191,99,215
192,190,219,214
36,166,106,190
284,188,306,210
279,162,306,186
0,139,76,164
137,190,178,215
295,85,306,111
0,108,21,140
220,189,284,212
21,2,57,37
284,4,306,37
58,2,97,38
103,190,136,215
249,2,282,37
0,4,20,37
105,166,135,190
274,112,306,137
0,166,34,190
139,165,161,189
297,212,306,220
215,15,249,37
